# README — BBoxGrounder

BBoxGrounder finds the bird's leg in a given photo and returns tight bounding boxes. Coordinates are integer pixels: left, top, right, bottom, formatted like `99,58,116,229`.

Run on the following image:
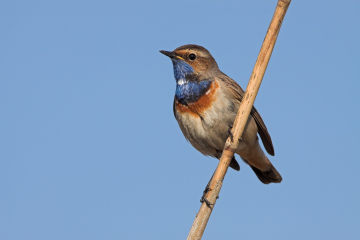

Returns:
226,124,234,142
226,124,244,142
201,197,214,207
200,170,216,207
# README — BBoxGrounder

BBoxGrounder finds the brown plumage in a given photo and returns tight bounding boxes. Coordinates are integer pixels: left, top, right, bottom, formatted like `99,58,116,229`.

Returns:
161,44,282,184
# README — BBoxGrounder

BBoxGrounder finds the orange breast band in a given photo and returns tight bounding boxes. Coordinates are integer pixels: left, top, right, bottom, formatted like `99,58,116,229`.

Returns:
175,80,219,117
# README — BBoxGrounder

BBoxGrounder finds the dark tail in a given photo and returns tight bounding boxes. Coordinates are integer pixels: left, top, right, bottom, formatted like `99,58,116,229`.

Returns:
229,155,240,171
250,163,282,184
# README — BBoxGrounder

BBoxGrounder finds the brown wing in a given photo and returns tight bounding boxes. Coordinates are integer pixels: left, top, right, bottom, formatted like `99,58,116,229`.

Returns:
218,72,275,156
250,106,275,156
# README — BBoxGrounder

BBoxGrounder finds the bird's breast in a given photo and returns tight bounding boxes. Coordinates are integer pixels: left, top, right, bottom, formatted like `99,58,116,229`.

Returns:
175,80,219,117
173,79,235,157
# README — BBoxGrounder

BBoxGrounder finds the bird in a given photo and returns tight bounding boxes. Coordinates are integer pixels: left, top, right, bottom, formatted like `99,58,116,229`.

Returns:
160,44,282,184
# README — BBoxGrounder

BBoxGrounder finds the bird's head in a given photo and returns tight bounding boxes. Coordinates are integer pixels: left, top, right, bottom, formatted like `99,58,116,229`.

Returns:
160,44,219,83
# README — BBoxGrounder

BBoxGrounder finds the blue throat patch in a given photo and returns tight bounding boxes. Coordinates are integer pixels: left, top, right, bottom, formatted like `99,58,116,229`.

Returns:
175,81,212,104
172,59,212,104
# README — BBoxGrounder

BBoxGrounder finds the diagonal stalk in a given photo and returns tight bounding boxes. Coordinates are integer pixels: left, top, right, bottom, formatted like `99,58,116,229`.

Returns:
187,1,292,239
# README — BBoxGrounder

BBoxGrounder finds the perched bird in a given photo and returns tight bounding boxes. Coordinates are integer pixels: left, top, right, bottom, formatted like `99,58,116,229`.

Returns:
160,44,282,184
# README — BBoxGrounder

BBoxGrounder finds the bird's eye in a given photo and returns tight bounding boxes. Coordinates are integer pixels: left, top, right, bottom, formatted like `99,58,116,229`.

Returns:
189,53,197,61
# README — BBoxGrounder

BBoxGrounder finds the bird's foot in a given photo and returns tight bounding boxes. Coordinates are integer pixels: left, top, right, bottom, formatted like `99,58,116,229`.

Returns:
200,197,214,207
200,185,213,207
199,185,219,207
226,125,234,142
200,185,211,202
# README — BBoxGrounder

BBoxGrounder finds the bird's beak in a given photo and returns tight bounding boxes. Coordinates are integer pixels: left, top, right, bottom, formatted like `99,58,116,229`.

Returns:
159,50,178,59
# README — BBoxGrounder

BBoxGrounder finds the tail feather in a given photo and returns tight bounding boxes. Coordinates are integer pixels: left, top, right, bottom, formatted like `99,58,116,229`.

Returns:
250,164,282,184
229,155,240,171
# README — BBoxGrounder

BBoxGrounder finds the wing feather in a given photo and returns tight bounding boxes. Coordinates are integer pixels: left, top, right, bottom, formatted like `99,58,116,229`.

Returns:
218,72,275,156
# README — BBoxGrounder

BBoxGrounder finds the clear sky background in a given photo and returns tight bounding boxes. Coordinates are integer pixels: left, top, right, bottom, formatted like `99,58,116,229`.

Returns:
1,1,359,240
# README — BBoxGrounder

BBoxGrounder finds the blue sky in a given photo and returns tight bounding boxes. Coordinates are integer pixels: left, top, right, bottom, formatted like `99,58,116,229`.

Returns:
1,1,359,239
